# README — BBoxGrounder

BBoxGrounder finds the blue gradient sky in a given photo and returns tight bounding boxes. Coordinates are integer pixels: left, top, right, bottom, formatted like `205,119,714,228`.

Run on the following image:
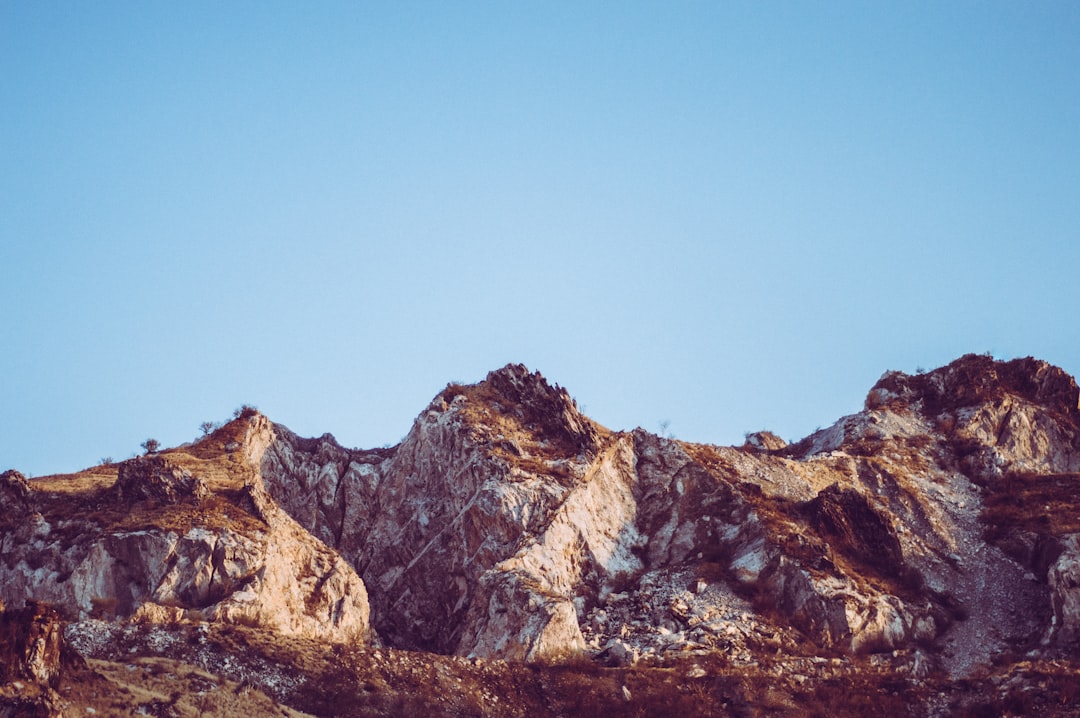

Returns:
3,2,1078,476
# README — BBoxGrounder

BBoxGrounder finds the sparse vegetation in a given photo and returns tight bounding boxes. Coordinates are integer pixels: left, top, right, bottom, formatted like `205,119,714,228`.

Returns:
233,405,258,419
141,438,160,455
57,619,1080,718
436,371,604,484
8,355,1080,717
66,655,310,718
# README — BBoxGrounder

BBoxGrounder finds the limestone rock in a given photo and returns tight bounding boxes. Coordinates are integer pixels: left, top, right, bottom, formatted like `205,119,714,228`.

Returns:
0,418,374,646
111,455,209,504
808,484,904,577
257,355,1080,676
1047,534,1080,647
600,638,639,666
744,431,788,451
7,353,1080,690
0,470,30,508
262,364,603,655
0,601,62,687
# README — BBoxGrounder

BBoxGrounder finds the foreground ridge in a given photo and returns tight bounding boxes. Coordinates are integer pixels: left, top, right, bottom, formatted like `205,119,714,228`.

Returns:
3,354,1080,716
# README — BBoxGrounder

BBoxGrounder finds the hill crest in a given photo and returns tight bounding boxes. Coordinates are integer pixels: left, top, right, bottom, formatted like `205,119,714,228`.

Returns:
5,354,1080,716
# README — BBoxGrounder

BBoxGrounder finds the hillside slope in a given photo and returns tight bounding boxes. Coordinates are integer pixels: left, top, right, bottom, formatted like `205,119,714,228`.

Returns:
3,354,1080,716
262,356,1080,676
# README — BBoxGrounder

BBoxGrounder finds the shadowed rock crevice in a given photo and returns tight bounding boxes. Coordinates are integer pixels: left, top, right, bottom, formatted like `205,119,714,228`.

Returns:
808,484,905,580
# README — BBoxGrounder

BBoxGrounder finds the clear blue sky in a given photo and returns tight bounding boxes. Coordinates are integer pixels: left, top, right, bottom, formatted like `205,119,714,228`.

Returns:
3,2,1078,476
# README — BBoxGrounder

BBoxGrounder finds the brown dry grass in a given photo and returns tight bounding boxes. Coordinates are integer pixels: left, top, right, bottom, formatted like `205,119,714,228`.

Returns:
440,381,607,484
64,656,312,718
162,450,256,492
31,477,265,537
161,418,261,491
26,417,267,536
30,465,119,494
29,416,251,493
680,442,738,479
211,629,954,718
47,615,1080,717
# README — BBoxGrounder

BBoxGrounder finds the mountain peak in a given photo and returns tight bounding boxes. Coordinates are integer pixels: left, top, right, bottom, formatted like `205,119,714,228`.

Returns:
436,363,602,459
7,355,1080,715
868,354,1080,420
478,363,569,406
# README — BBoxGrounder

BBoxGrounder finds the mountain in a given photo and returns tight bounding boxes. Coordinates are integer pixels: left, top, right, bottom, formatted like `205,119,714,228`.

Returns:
3,354,1080,716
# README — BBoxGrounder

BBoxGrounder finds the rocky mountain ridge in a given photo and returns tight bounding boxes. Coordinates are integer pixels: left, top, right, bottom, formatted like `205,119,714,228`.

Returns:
3,353,1080,716
0,417,373,645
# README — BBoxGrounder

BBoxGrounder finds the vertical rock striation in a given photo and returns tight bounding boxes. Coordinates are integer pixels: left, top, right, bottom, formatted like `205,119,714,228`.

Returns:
260,356,1080,675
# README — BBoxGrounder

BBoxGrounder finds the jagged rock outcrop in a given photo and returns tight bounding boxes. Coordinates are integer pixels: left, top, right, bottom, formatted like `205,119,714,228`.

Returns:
1047,535,1080,647
0,601,62,687
0,470,31,509
110,455,210,504
0,600,77,718
6,351,1080,716
261,364,607,657
255,355,1080,677
867,354,1080,480
744,430,788,451
259,425,388,563
0,423,374,646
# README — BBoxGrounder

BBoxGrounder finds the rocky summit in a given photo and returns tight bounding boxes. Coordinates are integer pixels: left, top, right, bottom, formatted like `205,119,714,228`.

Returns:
3,354,1080,716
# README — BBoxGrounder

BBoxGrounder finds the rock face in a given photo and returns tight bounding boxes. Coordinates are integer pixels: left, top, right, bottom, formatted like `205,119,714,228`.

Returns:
260,365,610,659
256,356,1080,676
0,470,32,513
0,601,63,687
4,353,1080,703
0,421,374,646
110,456,210,504
1047,535,1080,647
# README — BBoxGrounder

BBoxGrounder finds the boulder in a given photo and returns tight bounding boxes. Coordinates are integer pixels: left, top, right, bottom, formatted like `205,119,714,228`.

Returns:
1046,534,1080,647
0,601,62,687
111,456,209,504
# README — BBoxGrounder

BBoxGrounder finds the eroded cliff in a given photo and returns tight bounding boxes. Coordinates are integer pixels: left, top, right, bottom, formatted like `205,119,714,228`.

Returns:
5,354,1080,716
0,417,374,647
256,355,1080,679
